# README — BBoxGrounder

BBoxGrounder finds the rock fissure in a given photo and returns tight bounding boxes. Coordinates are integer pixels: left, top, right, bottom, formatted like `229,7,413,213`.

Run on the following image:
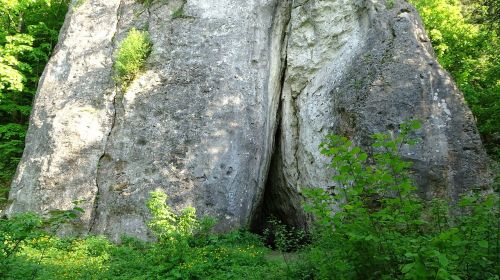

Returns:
89,0,124,234
249,0,293,231
252,0,313,231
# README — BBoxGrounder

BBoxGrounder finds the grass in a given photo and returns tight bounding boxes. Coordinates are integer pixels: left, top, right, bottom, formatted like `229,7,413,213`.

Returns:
1,232,287,279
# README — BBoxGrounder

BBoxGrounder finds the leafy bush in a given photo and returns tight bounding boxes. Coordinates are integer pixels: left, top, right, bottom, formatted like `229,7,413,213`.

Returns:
0,213,43,273
0,204,84,279
114,28,152,88
262,217,308,276
147,190,198,241
263,218,307,253
300,120,499,279
1,165,498,279
142,190,281,279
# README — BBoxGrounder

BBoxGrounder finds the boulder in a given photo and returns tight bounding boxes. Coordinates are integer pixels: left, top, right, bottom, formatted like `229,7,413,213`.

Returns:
7,0,491,239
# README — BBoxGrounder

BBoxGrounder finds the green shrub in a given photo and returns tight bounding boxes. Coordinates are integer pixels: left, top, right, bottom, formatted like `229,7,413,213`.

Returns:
113,28,152,88
263,218,306,253
263,218,308,276
0,204,84,279
0,191,285,279
386,0,395,9
146,189,200,243
139,190,281,279
301,120,499,279
3,130,497,279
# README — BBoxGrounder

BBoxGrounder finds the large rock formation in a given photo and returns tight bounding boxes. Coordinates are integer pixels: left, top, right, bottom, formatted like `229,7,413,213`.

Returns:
6,0,491,240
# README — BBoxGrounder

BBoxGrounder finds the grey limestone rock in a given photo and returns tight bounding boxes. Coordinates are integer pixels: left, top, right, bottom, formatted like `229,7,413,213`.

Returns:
267,0,491,227
6,0,491,239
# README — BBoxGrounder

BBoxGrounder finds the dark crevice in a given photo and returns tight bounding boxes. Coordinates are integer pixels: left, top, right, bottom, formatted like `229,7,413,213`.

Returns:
251,58,307,234
250,102,282,234
250,114,308,234
250,0,307,235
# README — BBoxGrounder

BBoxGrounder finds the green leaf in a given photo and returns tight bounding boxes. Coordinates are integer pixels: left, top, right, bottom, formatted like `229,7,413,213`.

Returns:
401,263,414,273
358,153,368,161
478,240,488,248
437,253,449,267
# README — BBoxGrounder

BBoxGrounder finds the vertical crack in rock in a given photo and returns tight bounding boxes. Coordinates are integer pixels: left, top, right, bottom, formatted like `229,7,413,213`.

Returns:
251,99,309,232
252,36,308,231
253,1,375,231
88,0,124,234
250,0,297,232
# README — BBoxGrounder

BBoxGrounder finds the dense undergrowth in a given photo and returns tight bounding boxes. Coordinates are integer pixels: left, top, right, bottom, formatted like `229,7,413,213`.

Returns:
1,122,498,279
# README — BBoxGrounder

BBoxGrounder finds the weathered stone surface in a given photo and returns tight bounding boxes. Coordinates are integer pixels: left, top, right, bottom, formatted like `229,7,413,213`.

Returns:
271,0,491,228
7,0,290,240
86,0,292,240
7,0,491,238
5,0,120,232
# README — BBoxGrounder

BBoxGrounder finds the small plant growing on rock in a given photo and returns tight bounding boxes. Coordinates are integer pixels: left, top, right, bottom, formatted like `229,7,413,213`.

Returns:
171,0,188,19
386,0,395,9
136,0,154,7
114,28,152,88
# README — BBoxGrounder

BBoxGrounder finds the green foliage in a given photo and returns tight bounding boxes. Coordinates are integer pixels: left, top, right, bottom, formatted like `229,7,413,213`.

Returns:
263,218,306,253
142,190,283,279
171,0,188,19
0,213,43,267
386,0,395,9
171,6,186,19
410,0,499,159
0,0,69,205
263,218,307,275
0,203,84,278
146,188,198,263
1,163,498,279
114,28,152,88
299,120,499,279
0,192,286,279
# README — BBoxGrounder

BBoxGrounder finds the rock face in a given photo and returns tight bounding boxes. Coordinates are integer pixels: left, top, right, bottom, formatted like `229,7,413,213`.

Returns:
7,0,491,239
262,0,493,227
